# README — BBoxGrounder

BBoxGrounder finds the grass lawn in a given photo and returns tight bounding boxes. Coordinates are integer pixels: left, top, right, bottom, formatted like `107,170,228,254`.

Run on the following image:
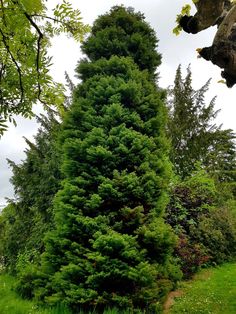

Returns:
2,263,236,314
169,262,236,314
0,273,73,314
0,273,37,314
0,273,131,314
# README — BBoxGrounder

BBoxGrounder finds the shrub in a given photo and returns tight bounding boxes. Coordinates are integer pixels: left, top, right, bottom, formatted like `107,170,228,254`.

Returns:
190,206,236,264
175,234,209,278
166,168,236,275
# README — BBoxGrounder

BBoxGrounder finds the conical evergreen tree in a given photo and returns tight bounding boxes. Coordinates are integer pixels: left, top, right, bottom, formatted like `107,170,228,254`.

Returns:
0,111,62,272
168,65,236,181
33,6,180,312
81,6,161,79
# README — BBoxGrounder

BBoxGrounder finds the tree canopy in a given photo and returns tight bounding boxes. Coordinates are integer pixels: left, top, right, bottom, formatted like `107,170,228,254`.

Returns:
0,110,62,272
0,0,89,134
81,6,161,79
0,4,236,313
168,65,236,180
15,6,181,312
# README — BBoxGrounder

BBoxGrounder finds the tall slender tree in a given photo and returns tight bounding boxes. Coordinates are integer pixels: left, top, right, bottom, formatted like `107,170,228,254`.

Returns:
168,65,236,181
30,6,180,312
0,110,62,272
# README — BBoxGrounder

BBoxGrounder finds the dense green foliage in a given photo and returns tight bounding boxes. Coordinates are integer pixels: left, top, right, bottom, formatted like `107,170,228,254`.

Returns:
0,273,72,314
0,112,62,272
166,65,236,276
19,6,182,313
0,0,89,134
3,263,236,314
0,5,236,314
81,6,161,79
166,169,236,277
168,65,236,181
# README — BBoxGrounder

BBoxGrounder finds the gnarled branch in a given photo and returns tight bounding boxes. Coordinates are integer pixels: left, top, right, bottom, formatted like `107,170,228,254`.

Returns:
214,3,236,44
196,2,236,87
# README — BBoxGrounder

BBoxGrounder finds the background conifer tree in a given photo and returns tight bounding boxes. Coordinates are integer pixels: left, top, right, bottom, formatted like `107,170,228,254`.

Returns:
166,66,236,276
0,111,61,273
168,65,236,182
31,6,180,312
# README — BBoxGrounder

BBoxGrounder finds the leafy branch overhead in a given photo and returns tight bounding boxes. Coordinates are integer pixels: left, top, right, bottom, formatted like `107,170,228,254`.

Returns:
174,0,236,87
0,0,90,124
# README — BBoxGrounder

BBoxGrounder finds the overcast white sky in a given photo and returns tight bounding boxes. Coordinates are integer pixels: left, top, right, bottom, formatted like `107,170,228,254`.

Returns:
0,0,235,204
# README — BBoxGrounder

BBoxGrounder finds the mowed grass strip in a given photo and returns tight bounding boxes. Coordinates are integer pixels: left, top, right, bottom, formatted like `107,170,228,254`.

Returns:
169,263,236,314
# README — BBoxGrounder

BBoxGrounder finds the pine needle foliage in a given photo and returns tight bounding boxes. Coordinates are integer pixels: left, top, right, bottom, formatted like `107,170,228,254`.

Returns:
0,111,62,273
168,65,236,182
81,6,161,80
30,6,181,313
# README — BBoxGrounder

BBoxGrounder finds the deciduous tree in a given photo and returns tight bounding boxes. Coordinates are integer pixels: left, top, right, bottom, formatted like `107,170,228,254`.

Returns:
0,0,89,134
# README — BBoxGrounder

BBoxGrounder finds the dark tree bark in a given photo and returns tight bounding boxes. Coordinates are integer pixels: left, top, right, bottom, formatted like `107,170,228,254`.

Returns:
180,0,236,88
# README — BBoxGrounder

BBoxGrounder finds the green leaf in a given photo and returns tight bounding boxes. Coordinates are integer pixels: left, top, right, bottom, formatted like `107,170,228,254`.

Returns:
181,4,191,16
0,0,89,133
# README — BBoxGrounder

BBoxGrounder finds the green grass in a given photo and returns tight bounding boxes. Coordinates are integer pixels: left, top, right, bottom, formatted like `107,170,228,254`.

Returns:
4,264,236,314
0,273,72,314
169,263,236,314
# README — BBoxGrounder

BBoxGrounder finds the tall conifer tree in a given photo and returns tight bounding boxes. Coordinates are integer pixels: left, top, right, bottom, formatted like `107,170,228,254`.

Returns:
168,65,236,182
0,111,61,272
34,6,180,312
